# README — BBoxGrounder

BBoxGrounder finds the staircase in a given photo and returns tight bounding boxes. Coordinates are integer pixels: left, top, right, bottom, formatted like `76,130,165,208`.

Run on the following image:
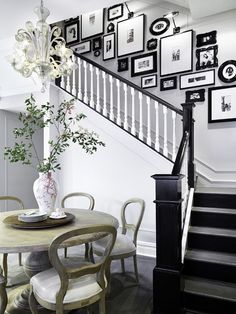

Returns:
183,188,236,313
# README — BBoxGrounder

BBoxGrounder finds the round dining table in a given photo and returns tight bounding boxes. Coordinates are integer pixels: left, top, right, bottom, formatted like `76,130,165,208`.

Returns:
0,208,119,314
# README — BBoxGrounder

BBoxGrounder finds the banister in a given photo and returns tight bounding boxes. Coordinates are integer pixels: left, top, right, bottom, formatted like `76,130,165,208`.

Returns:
172,131,189,175
73,51,183,116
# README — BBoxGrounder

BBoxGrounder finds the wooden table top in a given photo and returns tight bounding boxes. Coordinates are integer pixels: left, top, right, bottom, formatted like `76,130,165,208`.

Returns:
0,209,119,254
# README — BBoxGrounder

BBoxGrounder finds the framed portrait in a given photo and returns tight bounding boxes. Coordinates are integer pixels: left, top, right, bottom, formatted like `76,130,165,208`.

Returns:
196,45,218,70
107,4,123,21
160,30,193,77
180,69,215,90
208,85,236,123
147,38,158,51
196,30,217,47
81,9,105,40
218,60,236,83
117,14,145,58
131,51,157,77
117,57,129,72
64,19,79,45
92,37,102,50
141,74,157,89
94,50,100,57
160,76,177,91
70,41,91,54
149,17,170,36
103,33,115,61
107,22,115,33
185,89,205,102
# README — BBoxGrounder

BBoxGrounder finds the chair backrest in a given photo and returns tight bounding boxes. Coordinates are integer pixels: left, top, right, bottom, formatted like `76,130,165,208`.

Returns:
0,196,24,212
49,224,117,308
61,192,95,210
121,198,145,246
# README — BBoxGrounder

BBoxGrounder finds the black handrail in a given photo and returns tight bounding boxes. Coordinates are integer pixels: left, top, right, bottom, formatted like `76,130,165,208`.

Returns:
73,51,183,116
172,131,189,175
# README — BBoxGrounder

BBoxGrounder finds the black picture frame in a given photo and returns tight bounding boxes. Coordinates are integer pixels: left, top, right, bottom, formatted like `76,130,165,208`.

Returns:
103,33,115,61
70,40,91,54
107,4,124,21
131,51,157,77
117,14,145,58
81,9,105,40
141,74,157,89
196,30,217,47
149,17,170,36
185,89,205,102
160,76,177,91
147,38,158,51
92,37,102,50
107,22,115,33
196,45,218,70
218,60,236,83
208,85,236,123
180,69,215,90
64,19,79,45
94,50,101,57
117,57,129,72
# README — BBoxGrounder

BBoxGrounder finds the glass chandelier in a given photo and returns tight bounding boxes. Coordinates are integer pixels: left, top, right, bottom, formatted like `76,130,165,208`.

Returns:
9,0,75,92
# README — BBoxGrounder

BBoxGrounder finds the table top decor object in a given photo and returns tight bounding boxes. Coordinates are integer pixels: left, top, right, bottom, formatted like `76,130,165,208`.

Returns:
18,211,47,223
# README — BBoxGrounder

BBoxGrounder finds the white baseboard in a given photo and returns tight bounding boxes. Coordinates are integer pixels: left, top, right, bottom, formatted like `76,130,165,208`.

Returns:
137,240,156,258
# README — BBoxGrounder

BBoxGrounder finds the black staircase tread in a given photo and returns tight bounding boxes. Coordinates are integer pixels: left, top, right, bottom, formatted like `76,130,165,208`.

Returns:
189,226,236,237
192,206,236,214
196,187,236,195
185,249,236,266
184,276,236,302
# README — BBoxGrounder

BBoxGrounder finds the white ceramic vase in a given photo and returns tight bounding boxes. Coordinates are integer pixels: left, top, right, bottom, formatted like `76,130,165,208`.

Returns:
33,172,58,215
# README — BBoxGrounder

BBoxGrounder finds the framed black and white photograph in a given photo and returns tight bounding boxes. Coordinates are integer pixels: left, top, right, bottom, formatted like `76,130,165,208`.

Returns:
107,22,115,33
160,30,193,77
149,17,170,36
65,19,79,45
131,51,157,77
147,38,157,51
141,74,157,89
107,4,123,21
70,40,91,54
117,14,145,57
94,50,100,57
186,89,205,102
160,76,177,91
196,45,218,70
218,60,236,83
92,37,102,50
208,85,236,123
196,30,217,47
117,57,129,72
103,33,115,61
180,69,215,90
81,9,105,40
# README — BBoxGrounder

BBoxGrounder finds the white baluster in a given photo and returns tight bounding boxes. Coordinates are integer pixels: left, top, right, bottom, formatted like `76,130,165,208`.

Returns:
139,92,143,140
96,68,100,112
66,73,71,93
89,64,94,108
71,55,76,96
163,106,168,157
78,58,82,100
172,111,177,161
155,101,160,151
131,88,136,135
61,75,66,90
116,79,121,126
102,72,107,116
124,83,128,130
83,60,88,104
109,75,114,121
147,96,151,146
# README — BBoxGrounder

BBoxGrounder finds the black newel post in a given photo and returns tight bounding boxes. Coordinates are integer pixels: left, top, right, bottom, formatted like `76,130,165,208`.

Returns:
152,174,183,314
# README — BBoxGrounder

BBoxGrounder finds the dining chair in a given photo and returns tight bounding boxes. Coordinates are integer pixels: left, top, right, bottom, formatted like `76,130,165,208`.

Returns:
0,266,7,314
29,224,117,314
93,198,145,284
61,192,95,259
0,196,24,282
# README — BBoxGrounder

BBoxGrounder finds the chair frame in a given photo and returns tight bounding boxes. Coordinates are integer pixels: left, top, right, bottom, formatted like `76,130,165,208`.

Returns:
29,225,117,314
0,266,7,314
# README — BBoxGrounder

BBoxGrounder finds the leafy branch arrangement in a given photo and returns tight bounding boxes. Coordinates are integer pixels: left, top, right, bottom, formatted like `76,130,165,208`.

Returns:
4,95,105,173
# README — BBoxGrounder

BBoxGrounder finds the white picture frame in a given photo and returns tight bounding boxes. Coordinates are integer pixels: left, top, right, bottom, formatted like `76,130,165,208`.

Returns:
81,9,104,40
180,69,215,90
117,14,145,57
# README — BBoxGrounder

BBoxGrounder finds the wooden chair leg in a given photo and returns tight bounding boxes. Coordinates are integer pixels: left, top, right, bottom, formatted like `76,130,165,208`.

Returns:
85,243,89,260
29,284,39,314
18,253,22,266
120,258,125,273
133,254,139,283
88,244,95,263
99,295,106,314
105,259,112,294
64,247,67,258
0,266,7,314
2,254,8,284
